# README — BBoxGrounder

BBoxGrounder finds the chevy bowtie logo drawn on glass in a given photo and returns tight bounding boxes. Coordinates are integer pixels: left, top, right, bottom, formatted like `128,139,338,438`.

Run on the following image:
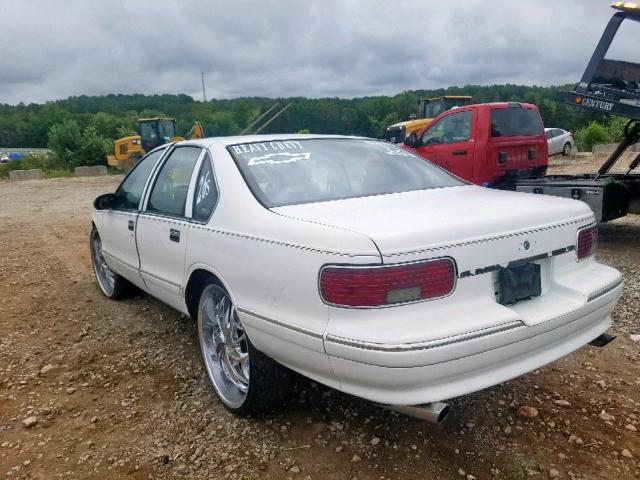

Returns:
247,152,311,166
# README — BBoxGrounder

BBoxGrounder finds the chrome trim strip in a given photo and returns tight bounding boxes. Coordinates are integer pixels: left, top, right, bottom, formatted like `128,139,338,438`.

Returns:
102,250,139,272
187,224,375,258
459,245,575,278
140,269,181,288
325,321,524,352
384,215,594,259
587,278,623,302
237,307,323,339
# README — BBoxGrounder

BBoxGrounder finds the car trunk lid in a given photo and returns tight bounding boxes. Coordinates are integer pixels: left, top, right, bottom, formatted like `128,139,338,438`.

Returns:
271,185,594,273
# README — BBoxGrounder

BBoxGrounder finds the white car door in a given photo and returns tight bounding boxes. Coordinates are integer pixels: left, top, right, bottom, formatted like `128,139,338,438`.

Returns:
546,130,555,155
545,130,555,155
99,148,165,290
557,131,569,151
554,129,565,154
136,145,204,312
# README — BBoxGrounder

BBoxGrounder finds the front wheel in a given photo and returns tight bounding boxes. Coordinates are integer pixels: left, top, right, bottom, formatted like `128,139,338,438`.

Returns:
562,142,572,156
90,227,136,299
197,282,289,415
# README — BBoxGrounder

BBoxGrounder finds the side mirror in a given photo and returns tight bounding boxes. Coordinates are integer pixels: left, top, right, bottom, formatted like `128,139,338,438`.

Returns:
94,193,116,210
404,132,419,148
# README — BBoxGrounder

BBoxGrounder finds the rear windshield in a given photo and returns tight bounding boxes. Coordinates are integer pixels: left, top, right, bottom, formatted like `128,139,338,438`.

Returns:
490,107,543,137
228,138,464,207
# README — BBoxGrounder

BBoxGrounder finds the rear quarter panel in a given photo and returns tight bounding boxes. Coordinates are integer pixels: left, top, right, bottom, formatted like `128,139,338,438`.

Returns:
184,142,380,385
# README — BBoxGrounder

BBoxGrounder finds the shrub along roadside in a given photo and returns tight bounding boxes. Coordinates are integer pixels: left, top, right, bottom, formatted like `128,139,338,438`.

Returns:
573,116,628,152
1,156,52,178
0,155,69,178
0,155,123,179
48,119,111,168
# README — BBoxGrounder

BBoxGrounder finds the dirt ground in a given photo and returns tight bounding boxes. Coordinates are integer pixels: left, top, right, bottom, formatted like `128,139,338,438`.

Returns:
1,157,639,480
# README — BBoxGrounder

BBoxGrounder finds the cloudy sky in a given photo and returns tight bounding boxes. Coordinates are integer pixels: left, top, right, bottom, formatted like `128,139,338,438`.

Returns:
0,0,633,105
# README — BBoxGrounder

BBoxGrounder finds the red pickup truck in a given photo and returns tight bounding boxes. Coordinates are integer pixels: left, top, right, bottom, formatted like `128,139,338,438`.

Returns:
402,102,548,188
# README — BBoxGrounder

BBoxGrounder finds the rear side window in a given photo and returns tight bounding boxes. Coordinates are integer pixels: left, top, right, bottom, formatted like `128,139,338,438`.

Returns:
192,154,218,222
147,147,201,217
113,149,164,210
491,108,543,137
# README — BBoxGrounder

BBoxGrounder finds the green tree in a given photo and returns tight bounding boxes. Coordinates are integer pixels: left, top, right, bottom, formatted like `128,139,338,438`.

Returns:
90,111,134,139
76,126,110,167
605,116,628,143
575,121,610,152
47,119,82,165
115,125,136,138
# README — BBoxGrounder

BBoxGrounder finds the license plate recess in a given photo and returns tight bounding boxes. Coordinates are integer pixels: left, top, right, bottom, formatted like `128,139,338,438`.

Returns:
497,263,541,306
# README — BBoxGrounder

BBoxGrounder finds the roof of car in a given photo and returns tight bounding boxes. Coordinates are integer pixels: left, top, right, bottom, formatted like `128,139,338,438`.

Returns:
182,134,371,148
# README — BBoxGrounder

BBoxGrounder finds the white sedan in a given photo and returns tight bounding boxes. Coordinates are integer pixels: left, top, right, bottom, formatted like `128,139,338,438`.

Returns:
545,128,574,156
91,135,622,422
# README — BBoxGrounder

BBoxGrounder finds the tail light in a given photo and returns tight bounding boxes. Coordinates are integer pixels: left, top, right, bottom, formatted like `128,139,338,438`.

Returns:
576,225,598,260
319,258,456,308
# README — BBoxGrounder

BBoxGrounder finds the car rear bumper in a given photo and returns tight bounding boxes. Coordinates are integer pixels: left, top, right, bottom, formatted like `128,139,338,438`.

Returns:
325,279,622,405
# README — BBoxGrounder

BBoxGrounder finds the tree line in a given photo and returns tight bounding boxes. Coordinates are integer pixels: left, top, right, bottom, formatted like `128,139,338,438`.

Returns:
0,84,623,164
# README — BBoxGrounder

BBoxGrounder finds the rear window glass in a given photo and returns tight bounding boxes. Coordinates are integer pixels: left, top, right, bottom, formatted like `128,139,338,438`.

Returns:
490,108,543,137
228,138,464,207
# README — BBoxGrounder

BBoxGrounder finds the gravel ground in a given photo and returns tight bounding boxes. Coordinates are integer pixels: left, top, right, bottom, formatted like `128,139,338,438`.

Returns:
0,160,638,479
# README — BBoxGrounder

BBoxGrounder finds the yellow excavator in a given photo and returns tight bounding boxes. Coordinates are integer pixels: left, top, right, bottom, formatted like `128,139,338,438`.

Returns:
107,117,204,171
385,95,472,143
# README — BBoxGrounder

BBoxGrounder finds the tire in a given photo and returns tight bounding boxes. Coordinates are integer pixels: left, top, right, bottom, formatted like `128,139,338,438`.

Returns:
562,142,572,156
197,282,289,415
90,227,136,300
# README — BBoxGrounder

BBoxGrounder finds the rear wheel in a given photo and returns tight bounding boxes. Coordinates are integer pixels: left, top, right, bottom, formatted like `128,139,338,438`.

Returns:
562,142,572,156
90,227,136,299
197,282,289,415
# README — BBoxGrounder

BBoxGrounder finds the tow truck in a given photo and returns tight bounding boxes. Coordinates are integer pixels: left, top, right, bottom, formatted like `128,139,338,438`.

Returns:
515,2,640,222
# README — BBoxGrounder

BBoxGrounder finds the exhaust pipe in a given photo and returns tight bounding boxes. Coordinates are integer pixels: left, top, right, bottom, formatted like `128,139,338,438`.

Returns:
589,332,616,348
385,402,450,424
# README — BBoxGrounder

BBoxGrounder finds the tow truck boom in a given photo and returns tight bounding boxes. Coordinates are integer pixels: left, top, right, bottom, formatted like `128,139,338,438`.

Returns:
515,2,640,222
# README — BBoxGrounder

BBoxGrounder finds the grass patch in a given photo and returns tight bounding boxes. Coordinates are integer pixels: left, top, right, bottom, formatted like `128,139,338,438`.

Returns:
44,169,74,178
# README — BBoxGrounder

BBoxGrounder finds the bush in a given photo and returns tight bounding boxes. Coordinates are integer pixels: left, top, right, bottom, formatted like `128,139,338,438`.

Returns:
76,126,110,167
606,116,629,144
19,156,47,170
0,163,12,178
48,120,110,168
574,121,610,152
0,155,70,178
48,119,82,165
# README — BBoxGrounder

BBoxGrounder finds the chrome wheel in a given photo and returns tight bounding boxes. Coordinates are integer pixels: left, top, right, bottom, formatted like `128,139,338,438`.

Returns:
563,142,572,156
91,230,115,296
198,285,249,409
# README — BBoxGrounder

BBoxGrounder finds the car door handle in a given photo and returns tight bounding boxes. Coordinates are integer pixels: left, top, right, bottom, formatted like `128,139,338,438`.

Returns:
169,229,180,243
128,220,134,231
452,149,467,156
